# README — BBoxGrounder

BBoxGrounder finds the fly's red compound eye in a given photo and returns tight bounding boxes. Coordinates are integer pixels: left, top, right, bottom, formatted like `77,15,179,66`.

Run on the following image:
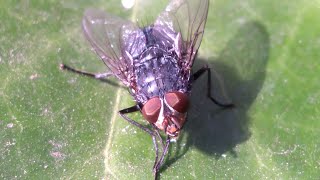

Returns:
142,97,161,123
164,92,189,113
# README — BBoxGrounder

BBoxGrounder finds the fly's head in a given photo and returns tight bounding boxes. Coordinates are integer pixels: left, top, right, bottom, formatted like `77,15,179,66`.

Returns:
141,91,189,137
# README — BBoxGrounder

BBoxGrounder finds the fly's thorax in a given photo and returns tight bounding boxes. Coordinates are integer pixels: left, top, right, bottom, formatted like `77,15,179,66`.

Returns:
141,91,189,137
132,46,190,103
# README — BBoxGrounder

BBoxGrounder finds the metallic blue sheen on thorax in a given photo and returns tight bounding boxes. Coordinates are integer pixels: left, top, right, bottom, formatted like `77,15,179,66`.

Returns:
132,27,189,104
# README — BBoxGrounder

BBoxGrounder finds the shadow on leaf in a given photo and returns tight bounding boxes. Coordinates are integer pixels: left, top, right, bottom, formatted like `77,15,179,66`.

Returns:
162,20,270,172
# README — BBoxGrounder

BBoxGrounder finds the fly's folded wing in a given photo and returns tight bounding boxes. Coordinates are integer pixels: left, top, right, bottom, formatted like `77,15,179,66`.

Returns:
154,0,209,68
82,9,147,86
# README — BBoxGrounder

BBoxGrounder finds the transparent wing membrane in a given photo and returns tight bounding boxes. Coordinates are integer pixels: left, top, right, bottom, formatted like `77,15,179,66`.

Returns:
155,0,209,67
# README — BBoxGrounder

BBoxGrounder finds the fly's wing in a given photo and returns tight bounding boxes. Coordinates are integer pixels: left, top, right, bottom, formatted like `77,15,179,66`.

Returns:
82,9,146,86
154,0,209,68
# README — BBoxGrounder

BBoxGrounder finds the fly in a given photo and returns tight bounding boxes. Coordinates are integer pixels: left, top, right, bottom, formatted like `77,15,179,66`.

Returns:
60,0,233,179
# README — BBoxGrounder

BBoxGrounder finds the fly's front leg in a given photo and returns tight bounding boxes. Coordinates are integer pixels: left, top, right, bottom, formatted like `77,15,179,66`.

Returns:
60,63,113,80
153,136,171,176
151,127,164,169
119,105,162,180
192,65,234,108
119,105,155,135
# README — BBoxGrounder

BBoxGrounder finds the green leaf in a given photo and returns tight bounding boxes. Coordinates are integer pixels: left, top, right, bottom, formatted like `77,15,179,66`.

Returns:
1,0,319,179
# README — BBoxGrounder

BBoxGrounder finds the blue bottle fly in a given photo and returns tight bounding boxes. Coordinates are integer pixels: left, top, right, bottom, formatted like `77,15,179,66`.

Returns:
60,0,233,179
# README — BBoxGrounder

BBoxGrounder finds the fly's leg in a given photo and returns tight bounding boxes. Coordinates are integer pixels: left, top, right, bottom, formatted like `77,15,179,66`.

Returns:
153,127,165,149
193,65,234,108
151,127,164,169
119,105,164,180
151,126,168,180
119,105,154,134
60,63,113,80
153,136,171,179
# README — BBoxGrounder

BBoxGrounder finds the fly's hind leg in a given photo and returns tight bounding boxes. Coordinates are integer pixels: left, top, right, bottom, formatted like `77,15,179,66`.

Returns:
192,65,234,108
60,63,113,80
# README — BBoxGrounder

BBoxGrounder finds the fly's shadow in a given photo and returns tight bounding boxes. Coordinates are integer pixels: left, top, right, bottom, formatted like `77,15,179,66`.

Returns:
162,21,270,171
